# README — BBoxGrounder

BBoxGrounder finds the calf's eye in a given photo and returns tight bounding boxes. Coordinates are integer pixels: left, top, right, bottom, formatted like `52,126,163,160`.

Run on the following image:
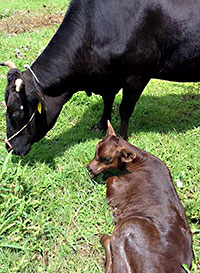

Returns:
100,157,112,163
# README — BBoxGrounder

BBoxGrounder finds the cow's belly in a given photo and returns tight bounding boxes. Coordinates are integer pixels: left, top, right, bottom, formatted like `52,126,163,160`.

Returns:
156,45,200,82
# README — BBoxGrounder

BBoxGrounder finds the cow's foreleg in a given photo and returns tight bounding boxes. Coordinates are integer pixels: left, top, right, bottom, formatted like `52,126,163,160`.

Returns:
101,234,113,273
119,76,149,139
94,93,116,132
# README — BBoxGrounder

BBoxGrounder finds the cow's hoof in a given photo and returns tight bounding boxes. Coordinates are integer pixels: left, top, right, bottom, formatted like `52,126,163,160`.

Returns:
92,124,107,132
118,130,128,140
118,123,128,140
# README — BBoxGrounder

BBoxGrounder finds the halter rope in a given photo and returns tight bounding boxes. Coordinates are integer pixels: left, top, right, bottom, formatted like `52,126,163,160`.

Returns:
5,65,41,150
24,64,40,84
5,111,36,150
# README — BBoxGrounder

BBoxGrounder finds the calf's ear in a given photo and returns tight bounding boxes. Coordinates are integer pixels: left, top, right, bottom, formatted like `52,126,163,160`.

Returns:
107,120,116,136
119,148,136,163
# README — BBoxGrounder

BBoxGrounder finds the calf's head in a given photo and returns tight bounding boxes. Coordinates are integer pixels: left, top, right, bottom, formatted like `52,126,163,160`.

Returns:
1,61,47,155
87,121,136,176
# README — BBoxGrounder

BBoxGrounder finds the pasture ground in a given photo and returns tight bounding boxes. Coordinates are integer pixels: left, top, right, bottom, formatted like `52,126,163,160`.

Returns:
0,1,199,272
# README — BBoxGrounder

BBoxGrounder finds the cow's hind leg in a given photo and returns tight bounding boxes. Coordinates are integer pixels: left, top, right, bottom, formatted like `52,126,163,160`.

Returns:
93,92,116,132
119,75,149,139
101,234,113,273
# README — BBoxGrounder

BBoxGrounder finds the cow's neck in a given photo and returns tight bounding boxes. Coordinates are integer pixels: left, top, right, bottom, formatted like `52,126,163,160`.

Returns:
43,92,71,130
30,2,93,96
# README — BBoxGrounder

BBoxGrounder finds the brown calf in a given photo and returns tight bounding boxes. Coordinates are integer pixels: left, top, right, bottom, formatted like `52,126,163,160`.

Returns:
87,121,193,273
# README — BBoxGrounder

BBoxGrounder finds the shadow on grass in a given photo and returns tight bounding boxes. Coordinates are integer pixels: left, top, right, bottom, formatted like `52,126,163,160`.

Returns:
12,90,200,166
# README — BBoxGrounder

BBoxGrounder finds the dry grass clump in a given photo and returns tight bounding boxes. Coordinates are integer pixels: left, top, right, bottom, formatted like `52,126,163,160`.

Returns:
0,10,64,34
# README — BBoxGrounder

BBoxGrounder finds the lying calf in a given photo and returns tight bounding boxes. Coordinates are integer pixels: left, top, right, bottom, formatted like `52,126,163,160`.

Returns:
87,121,193,273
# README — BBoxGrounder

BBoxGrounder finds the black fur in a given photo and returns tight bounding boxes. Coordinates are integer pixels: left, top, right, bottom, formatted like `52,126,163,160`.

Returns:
3,0,200,155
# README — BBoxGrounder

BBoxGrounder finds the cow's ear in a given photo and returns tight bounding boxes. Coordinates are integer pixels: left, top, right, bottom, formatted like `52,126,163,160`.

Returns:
24,78,46,114
29,90,46,114
119,148,136,163
107,120,116,136
25,84,46,114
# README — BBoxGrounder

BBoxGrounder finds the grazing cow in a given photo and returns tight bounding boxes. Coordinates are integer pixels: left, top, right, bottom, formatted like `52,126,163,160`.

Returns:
1,0,200,155
87,121,193,273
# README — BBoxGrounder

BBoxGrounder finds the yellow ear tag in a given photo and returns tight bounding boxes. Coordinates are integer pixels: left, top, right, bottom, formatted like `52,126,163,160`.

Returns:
37,102,42,114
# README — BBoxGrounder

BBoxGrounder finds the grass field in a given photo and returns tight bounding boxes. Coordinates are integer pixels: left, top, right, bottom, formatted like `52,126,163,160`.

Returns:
0,1,200,272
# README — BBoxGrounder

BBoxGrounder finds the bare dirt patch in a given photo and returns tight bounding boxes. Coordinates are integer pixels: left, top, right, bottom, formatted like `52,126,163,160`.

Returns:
0,10,65,34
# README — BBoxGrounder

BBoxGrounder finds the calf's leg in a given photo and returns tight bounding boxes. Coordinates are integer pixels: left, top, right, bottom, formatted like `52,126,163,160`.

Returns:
101,234,113,273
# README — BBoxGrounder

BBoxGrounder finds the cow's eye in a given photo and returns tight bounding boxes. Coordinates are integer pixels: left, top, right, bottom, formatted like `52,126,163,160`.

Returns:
12,110,22,120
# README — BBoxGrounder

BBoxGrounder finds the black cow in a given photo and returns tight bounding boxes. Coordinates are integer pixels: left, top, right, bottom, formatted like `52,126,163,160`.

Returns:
1,0,200,155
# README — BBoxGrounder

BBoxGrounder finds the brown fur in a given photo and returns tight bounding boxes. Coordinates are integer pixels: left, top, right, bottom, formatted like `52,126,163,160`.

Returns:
88,121,193,273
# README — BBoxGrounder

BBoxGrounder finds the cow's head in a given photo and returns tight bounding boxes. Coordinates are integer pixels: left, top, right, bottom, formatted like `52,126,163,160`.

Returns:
1,61,51,155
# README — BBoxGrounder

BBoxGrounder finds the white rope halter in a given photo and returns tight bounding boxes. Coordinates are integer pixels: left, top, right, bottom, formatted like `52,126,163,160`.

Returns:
5,111,36,151
24,64,40,84
5,64,41,151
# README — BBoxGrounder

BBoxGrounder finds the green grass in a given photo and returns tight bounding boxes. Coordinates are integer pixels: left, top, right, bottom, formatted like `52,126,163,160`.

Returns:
0,0,67,18
0,1,200,272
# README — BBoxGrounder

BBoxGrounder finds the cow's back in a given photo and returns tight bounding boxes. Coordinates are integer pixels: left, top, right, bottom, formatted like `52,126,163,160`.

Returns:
91,0,200,81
